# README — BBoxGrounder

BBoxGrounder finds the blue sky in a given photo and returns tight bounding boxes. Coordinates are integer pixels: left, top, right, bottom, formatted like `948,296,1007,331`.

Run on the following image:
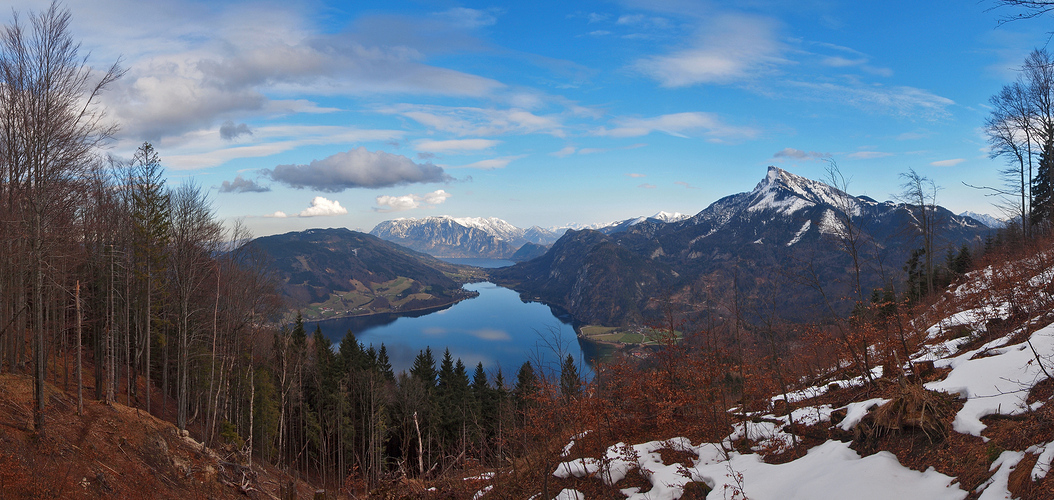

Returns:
14,0,1054,235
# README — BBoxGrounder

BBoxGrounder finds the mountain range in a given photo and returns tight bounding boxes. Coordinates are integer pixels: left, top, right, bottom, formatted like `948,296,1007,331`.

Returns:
369,212,691,260
492,166,991,326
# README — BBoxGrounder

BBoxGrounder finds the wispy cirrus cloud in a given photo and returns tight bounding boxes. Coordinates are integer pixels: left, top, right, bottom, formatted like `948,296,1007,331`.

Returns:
380,104,566,138
595,112,758,143
847,151,894,160
931,158,965,167
150,125,405,170
415,138,500,153
447,155,527,170
786,81,954,119
634,13,786,87
773,148,830,161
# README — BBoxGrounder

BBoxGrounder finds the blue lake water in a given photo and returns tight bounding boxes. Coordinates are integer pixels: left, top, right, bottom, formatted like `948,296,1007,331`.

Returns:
437,257,515,268
310,282,601,378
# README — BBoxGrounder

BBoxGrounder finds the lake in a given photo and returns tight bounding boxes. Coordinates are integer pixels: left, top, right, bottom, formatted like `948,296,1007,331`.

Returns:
437,257,515,268
310,282,603,379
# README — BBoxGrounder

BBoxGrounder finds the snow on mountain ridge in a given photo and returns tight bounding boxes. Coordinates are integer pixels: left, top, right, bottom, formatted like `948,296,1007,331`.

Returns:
748,166,860,217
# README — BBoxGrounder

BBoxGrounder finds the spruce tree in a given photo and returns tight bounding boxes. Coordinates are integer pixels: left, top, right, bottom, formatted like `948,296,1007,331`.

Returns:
409,348,437,388
559,354,581,402
1032,138,1054,227
376,344,394,381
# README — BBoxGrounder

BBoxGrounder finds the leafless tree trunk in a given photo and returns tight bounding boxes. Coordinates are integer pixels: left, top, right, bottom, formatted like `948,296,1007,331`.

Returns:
0,1,121,432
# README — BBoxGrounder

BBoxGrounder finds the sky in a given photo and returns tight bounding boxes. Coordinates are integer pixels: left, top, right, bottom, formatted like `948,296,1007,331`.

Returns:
8,0,1054,236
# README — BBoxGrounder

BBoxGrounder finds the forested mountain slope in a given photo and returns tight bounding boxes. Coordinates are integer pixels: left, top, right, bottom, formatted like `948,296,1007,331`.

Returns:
494,167,990,326
244,227,479,320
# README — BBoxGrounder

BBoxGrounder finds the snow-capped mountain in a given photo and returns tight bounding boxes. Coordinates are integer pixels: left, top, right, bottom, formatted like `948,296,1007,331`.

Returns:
371,211,690,260
370,216,563,259
493,166,992,326
959,211,1006,229
594,211,692,235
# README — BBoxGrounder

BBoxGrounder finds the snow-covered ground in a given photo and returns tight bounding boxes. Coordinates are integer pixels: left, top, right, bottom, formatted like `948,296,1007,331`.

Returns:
471,256,1054,500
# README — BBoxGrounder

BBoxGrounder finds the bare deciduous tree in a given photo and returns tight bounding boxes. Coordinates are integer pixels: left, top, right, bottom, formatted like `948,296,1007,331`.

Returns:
0,1,121,432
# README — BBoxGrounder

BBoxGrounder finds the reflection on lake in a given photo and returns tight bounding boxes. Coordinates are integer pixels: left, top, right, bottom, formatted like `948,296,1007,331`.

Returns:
311,282,600,377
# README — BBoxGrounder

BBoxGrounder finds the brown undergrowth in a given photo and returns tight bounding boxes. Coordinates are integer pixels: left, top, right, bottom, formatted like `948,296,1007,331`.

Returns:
0,371,315,499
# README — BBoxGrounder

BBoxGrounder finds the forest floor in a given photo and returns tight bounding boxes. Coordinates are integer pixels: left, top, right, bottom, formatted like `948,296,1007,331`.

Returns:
0,369,317,499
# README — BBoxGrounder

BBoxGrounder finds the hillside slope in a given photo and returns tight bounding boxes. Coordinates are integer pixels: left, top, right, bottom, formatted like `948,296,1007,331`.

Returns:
244,227,480,320
471,243,1054,499
0,373,314,499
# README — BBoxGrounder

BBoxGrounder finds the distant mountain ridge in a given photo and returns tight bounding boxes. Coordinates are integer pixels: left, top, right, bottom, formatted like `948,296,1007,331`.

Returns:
369,212,689,259
959,211,1005,229
493,166,991,326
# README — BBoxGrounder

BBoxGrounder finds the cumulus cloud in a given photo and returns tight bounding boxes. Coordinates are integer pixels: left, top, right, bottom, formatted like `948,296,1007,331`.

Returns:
931,158,965,167
416,138,499,153
596,112,758,143
298,197,348,217
219,175,270,193
638,183,657,189
773,148,829,161
263,147,452,191
93,2,505,142
635,13,785,87
219,120,253,140
374,189,452,212
626,173,646,178
266,211,288,218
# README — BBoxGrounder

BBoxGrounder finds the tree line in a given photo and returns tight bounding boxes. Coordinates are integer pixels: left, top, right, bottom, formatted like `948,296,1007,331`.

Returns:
0,4,585,493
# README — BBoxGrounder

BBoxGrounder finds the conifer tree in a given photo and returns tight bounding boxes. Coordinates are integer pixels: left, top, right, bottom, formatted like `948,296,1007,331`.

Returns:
1032,138,1054,226
559,354,581,402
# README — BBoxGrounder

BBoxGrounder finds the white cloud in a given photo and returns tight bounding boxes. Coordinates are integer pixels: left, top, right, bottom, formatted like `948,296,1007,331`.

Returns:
142,124,405,171
416,138,500,153
931,158,965,167
596,112,759,143
265,147,451,191
74,0,505,143
787,81,954,119
626,173,646,178
449,155,527,170
379,104,565,137
635,13,785,87
374,189,452,212
847,151,894,160
298,197,348,217
773,148,829,161
638,183,656,189
434,7,498,29
551,146,577,157
266,211,288,218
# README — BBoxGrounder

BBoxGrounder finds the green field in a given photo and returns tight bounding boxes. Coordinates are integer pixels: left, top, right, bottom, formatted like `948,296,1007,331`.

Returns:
291,277,457,321
579,325,682,346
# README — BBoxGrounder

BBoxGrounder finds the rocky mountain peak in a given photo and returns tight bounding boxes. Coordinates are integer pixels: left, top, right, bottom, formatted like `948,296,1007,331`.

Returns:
747,166,858,216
